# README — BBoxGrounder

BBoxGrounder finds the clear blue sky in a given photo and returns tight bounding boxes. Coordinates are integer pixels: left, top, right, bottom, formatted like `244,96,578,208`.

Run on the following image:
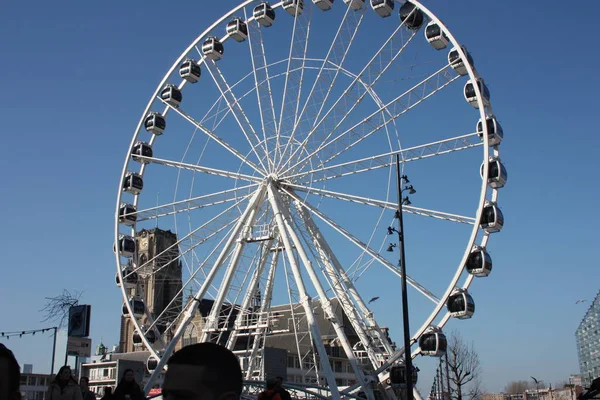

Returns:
1,0,599,394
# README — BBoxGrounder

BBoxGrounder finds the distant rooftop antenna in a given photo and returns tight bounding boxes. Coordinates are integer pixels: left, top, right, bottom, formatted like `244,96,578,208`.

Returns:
156,192,159,228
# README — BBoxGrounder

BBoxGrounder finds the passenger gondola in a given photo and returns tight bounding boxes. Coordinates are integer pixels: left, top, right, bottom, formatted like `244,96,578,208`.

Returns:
480,201,504,233
253,3,276,27
133,330,143,345
425,21,449,50
371,0,394,18
160,84,182,108
313,0,334,11
419,327,447,356
388,363,419,386
464,78,490,109
447,288,475,319
131,141,153,163
122,297,145,318
476,116,503,146
144,112,166,135
344,0,364,10
147,355,159,373
202,37,224,61
179,59,201,83
123,172,143,195
399,2,424,29
226,17,248,42
448,46,474,76
481,157,507,188
465,246,492,277
115,266,138,288
116,235,136,258
283,0,304,16
118,203,137,226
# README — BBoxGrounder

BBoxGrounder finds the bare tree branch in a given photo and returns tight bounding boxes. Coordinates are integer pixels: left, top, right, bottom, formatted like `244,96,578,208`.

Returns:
39,289,82,330
446,331,481,400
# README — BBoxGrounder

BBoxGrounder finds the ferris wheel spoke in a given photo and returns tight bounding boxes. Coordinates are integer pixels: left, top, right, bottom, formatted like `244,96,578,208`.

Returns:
246,9,278,172
286,183,476,225
198,55,269,173
125,197,248,281
284,63,459,175
138,155,262,183
273,5,312,168
133,184,258,221
285,133,481,184
160,101,265,175
284,188,440,304
277,6,366,171
281,15,420,175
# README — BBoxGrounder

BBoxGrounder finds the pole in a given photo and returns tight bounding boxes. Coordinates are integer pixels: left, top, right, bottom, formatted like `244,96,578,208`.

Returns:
396,154,413,400
445,354,451,399
50,327,57,376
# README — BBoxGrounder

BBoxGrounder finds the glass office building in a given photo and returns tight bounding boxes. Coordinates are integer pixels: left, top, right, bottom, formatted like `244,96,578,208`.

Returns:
576,291,600,386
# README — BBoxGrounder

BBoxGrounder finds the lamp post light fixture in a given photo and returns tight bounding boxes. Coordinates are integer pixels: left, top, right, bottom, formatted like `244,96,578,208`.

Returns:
386,154,416,400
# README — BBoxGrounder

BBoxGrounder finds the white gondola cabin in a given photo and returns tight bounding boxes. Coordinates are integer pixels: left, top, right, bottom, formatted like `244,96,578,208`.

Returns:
344,0,364,10
399,2,424,29
283,0,304,16
465,246,492,277
179,59,201,83
226,18,248,42
144,112,166,135
448,46,474,76
254,3,276,27
160,84,182,108
123,172,143,195
419,327,447,357
147,355,159,373
480,201,504,233
115,266,138,288
131,141,153,163
313,0,334,11
464,78,490,109
122,298,145,318
388,363,419,386
116,235,136,258
425,21,449,50
118,203,137,226
481,157,507,189
202,37,224,61
371,0,393,18
447,289,475,319
477,116,503,146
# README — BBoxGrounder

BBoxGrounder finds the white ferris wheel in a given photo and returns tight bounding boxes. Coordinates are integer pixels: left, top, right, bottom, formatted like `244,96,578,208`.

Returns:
114,0,506,398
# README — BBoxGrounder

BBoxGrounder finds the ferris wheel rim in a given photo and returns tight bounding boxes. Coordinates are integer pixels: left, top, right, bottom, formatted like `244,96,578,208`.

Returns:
114,0,503,394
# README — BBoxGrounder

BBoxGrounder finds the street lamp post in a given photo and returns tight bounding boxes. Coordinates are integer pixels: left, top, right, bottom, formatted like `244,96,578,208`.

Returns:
387,154,416,400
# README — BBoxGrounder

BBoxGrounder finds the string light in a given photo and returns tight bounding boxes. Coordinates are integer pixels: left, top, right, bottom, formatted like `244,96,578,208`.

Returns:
0,327,57,340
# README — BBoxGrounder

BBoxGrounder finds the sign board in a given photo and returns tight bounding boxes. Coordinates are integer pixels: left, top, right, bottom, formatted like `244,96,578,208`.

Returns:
68,305,91,337
67,336,92,357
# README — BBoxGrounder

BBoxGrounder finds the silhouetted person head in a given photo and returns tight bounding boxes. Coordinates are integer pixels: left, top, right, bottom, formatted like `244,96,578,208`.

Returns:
119,369,137,384
275,377,284,388
163,343,243,400
0,344,21,400
80,376,89,389
266,379,277,390
54,365,74,384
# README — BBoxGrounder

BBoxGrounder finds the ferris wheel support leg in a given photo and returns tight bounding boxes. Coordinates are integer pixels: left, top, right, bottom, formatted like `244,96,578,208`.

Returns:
200,191,267,344
225,237,274,350
275,195,374,399
245,247,280,379
295,202,387,365
267,183,340,399
143,185,266,393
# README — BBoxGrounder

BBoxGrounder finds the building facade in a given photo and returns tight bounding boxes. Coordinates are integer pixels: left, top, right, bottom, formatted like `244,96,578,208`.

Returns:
576,291,600,386
119,228,183,354
19,373,51,400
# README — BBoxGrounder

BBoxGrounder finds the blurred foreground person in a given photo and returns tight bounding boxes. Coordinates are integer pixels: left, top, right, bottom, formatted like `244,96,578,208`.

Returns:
0,343,22,400
162,343,243,400
47,366,83,400
80,377,96,400
274,377,291,400
100,387,115,400
113,369,145,400
258,379,282,400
